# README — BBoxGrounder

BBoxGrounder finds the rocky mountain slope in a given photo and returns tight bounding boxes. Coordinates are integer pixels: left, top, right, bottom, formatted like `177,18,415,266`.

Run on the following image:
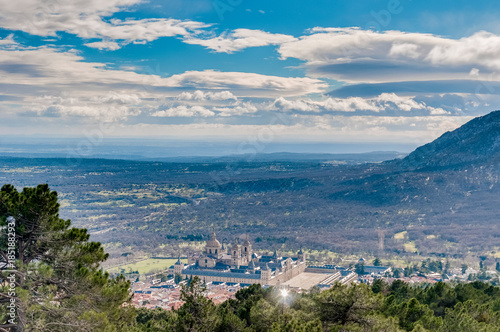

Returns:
399,111,500,170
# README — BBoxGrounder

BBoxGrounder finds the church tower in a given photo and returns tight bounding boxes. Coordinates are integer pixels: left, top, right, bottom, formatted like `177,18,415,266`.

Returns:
272,249,280,261
242,234,252,264
231,238,241,268
297,248,306,262
174,257,184,275
205,230,222,257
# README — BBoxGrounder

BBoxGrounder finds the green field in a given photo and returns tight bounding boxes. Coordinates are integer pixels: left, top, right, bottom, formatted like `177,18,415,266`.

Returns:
403,241,418,253
107,258,187,275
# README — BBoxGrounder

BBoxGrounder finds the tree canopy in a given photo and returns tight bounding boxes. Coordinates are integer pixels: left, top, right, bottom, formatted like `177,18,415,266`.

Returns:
135,278,500,332
0,184,135,331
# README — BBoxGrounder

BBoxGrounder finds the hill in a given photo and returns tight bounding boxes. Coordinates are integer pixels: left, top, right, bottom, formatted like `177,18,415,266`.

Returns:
399,110,500,170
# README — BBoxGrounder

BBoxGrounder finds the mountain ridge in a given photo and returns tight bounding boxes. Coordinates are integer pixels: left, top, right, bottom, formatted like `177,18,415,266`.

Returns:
399,111,500,170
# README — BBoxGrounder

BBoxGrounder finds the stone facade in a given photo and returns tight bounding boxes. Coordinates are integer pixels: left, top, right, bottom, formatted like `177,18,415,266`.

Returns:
169,231,306,286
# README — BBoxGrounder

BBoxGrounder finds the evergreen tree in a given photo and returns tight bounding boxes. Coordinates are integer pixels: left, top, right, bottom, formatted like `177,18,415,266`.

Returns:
395,298,442,331
174,274,183,284
372,279,389,295
136,307,177,331
133,280,500,331
0,184,135,331
355,261,365,275
315,283,382,329
176,276,220,331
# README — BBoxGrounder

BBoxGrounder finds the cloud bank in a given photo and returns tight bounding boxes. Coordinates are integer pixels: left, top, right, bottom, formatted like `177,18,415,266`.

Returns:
278,28,500,83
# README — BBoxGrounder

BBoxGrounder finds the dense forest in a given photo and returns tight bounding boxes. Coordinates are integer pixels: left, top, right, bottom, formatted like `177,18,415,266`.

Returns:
135,277,500,332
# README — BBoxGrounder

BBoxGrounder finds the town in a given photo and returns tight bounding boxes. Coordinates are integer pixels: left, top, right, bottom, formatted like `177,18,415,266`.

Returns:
127,231,498,311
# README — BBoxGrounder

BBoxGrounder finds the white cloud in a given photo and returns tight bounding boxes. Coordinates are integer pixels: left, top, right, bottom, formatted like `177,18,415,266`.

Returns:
271,97,317,112
322,97,381,113
177,90,238,101
0,34,17,46
389,43,421,59
0,9,491,142
269,94,447,115
0,46,154,89
149,99,260,118
152,105,215,117
0,1,296,53
147,93,447,120
184,28,296,53
213,103,259,116
84,41,121,50
0,0,209,49
277,28,500,83
0,46,326,98
166,70,327,96
87,18,208,43
0,42,333,129
95,92,142,104
26,93,141,121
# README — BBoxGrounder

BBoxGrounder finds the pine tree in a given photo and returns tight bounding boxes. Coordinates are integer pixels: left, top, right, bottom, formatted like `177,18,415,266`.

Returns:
0,184,136,331
176,276,220,331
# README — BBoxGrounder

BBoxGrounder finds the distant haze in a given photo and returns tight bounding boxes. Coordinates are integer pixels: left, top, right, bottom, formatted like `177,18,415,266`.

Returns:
0,136,417,161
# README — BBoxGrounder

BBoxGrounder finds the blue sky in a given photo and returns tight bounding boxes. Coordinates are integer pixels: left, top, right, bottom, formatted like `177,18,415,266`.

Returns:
1,0,500,151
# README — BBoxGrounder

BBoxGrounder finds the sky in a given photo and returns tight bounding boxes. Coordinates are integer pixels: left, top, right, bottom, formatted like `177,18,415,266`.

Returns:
1,0,500,152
